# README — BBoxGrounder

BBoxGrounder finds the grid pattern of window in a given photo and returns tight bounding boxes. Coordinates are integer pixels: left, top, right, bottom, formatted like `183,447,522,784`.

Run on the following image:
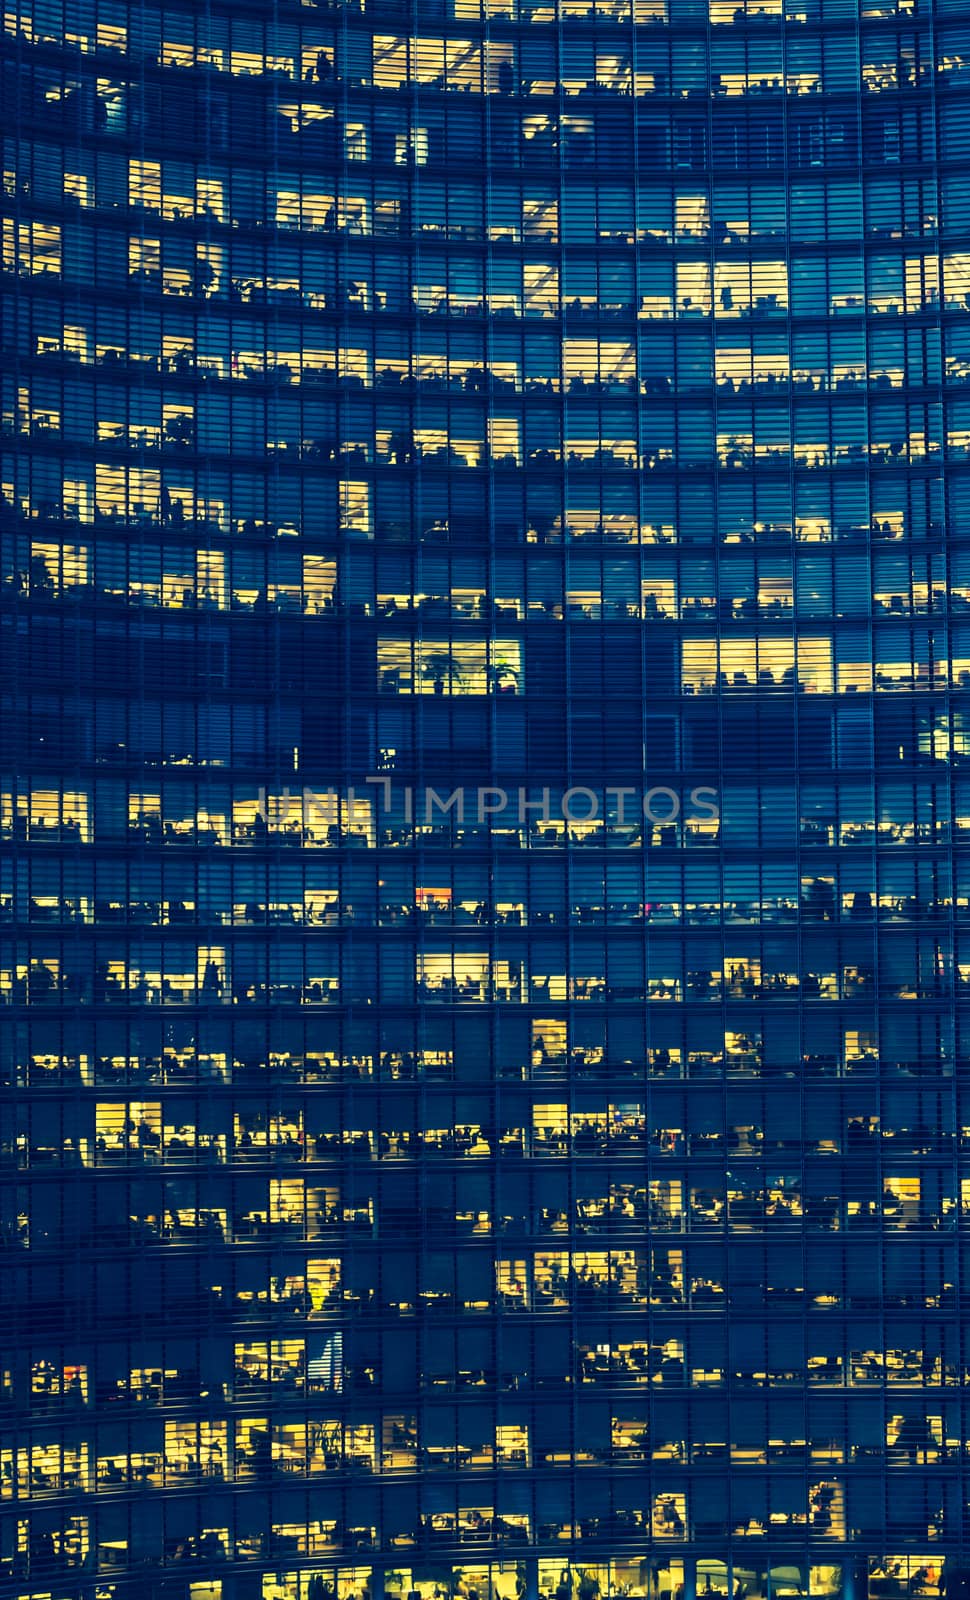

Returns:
3,0,970,1595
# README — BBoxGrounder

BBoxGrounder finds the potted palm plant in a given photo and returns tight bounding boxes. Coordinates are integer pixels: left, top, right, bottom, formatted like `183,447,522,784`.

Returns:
421,652,463,694
490,659,519,694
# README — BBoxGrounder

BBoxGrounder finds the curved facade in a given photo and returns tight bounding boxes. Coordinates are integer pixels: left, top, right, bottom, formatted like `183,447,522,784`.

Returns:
4,0,970,1595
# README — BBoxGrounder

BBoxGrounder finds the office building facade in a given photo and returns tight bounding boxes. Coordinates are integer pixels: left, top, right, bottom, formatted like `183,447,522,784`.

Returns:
3,0,970,1594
